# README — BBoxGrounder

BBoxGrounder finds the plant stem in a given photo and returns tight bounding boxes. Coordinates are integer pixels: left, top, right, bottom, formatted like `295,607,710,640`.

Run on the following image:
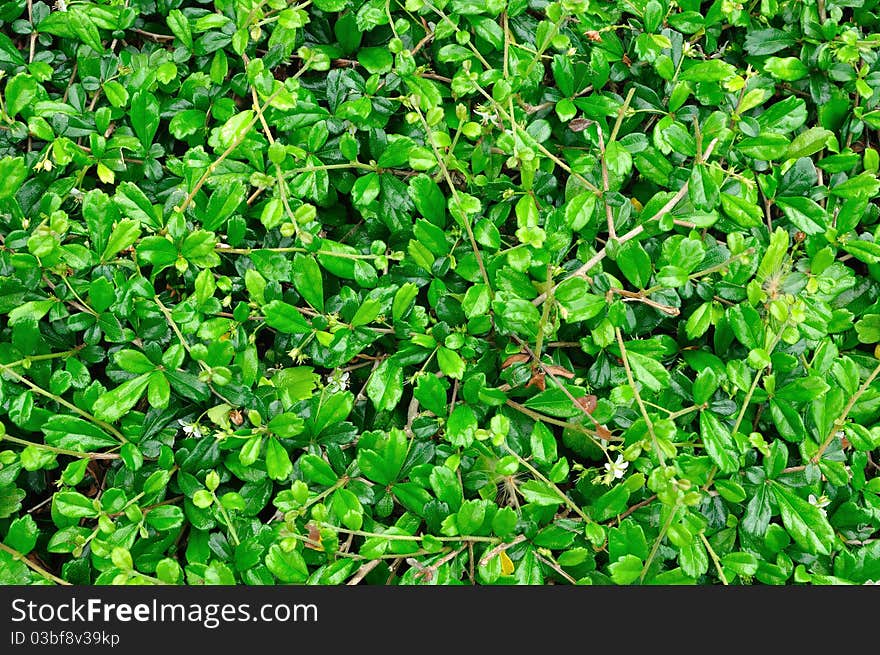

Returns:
216,246,391,260
175,85,286,215
503,445,594,524
478,534,527,566
532,139,718,307
616,328,665,466
532,282,554,363
642,248,755,296
154,295,195,357
1,347,84,370
411,103,492,293
701,533,729,585
640,506,677,583
213,492,240,546
812,358,880,463
316,523,500,543
534,550,578,584
731,323,789,437
0,434,121,459
301,476,349,513
609,87,636,143
504,399,612,440
0,543,70,585
0,363,127,443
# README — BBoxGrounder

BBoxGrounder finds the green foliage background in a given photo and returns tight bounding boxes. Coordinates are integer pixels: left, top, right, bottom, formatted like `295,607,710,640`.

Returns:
1,0,880,585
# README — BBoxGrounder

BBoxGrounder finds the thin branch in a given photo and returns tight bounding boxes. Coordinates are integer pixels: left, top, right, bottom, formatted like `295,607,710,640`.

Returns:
0,543,70,585
615,328,664,466
812,359,880,463
479,534,527,566
532,139,718,306
347,559,381,585
534,551,578,585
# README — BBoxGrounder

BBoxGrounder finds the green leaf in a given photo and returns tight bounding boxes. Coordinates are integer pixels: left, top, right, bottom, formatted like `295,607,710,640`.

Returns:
830,172,880,200
4,515,39,554
268,413,305,438
437,347,466,380
429,466,463,512
787,127,833,160
356,429,407,485
264,300,312,334
776,196,827,235
131,91,160,148
366,359,403,412
414,374,449,417
719,193,761,229
299,454,338,486
722,552,759,577
101,219,141,262
524,388,585,419
265,437,293,481
145,506,185,531
727,304,763,350
843,240,880,265
92,373,151,423
408,174,446,226
181,230,220,267
167,9,192,49
764,57,809,81
617,242,652,289
266,544,308,582
689,165,719,211
519,480,563,507
54,491,99,519
775,376,830,402
115,182,159,228
42,416,118,451
855,315,880,343
115,349,155,374
446,404,477,447
67,7,104,52
169,109,205,139
0,156,27,199
565,192,598,231
555,277,606,321
770,482,835,556
292,254,324,311
699,411,739,473
625,351,670,393
6,74,38,118
609,554,644,585
218,110,254,149
737,134,790,160
136,236,177,271
680,59,736,82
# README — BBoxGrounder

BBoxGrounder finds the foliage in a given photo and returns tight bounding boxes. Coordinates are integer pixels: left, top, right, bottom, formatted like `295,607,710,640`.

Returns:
2,0,880,586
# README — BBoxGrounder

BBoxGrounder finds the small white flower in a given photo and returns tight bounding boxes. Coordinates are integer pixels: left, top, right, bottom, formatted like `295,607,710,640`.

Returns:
808,494,830,516
604,455,629,481
179,420,203,439
324,370,350,394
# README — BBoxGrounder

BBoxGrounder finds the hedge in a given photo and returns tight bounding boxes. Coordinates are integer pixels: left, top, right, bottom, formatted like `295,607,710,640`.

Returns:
1,0,880,585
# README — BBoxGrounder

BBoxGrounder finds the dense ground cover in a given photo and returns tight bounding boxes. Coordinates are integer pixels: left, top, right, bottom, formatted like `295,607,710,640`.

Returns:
1,0,880,585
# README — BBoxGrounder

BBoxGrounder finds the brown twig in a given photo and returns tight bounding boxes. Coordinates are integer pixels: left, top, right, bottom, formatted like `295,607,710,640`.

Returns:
534,551,578,585
347,559,381,585
532,138,719,306
479,534,527,566
611,494,658,523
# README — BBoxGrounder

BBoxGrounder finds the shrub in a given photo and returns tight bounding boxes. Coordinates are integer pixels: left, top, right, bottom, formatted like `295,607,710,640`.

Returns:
1,0,880,586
